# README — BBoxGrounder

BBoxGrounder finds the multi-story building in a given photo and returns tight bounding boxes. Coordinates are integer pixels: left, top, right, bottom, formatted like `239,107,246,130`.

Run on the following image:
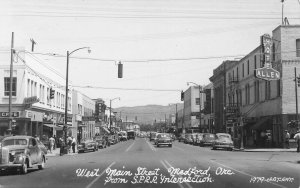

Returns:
0,50,72,141
72,90,95,143
202,83,215,133
182,85,205,133
217,24,300,148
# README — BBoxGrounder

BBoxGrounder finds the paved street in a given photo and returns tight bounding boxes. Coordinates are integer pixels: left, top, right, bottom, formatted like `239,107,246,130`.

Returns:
0,138,299,188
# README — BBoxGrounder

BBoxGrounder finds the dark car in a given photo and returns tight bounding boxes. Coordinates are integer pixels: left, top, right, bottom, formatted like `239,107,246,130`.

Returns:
0,135,46,174
77,140,98,153
184,133,193,144
200,133,216,147
178,133,185,142
156,133,172,147
212,133,234,151
149,132,157,141
95,136,107,149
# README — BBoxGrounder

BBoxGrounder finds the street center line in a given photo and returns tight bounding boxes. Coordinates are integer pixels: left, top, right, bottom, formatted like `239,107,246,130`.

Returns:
210,160,287,188
125,141,135,152
85,161,116,188
146,140,156,151
160,160,185,188
164,160,193,188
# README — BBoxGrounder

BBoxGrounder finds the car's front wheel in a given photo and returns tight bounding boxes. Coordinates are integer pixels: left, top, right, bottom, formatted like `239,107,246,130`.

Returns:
21,161,28,174
38,156,45,170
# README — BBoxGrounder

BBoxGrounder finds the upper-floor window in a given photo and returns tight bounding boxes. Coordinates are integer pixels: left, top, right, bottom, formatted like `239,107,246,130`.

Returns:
296,39,300,57
272,43,276,61
247,60,250,75
4,77,17,96
254,55,257,69
265,81,271,100
242,63,245,77
245,84,250,105
254,80,260,103
195,98,200,105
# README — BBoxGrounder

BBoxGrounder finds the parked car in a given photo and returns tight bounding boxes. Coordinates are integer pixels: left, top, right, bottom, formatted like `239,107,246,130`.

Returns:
195,133,204,146
0,135,46,174
118,131,128,141
184,133,193,144
95,136,107,149
156,133,172,147
154,133,162,145
212,133,234,151
37,140,48,154
178,133,185,142
200,133,216,147
77,140,98,153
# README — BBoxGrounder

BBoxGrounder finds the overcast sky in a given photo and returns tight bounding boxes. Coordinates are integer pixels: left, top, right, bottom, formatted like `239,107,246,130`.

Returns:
1,0,300,107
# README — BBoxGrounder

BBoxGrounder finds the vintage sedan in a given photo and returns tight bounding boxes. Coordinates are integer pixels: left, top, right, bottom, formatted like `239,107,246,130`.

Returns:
212,133,234,151
199,133,216,147
95,136,107,149
178,133,185,142
156,133,172,147
77,140,98,153
0,135,46,174
184,133,193,144
195,133,204,146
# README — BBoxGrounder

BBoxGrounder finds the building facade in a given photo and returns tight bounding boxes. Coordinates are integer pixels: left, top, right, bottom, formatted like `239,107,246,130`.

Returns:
0,50,72,142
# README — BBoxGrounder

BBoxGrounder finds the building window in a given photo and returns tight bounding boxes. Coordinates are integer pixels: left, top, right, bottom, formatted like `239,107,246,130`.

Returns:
265,81,271,100
195,98,200,105
272,43,276,61
242,63,245,77
27,79,30,97
245,84,250,105
254,55,257,69
247,60,249,75
296,39,300,57
236,67,239,80
47,88,50,105
4,77,17,96
254,80,260,103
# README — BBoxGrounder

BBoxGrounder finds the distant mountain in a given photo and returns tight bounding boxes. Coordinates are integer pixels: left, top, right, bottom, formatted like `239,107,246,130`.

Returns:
114,104,183,125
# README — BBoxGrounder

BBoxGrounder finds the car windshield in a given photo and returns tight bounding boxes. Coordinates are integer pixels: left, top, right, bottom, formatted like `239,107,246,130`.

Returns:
218,135,231,139
205,134,215,140
3,139,27,146
218,137,231,142
158,134,170,139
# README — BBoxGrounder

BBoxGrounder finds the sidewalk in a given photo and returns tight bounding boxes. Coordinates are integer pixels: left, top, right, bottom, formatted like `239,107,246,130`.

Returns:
233,148,298,152
46,147,78,157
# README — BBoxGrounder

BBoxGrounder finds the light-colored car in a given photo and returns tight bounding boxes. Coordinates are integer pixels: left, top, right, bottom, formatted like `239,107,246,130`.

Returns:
195,133,204,146
156,133,172,147
184,133,193,144
0,135,46,174
77,140,98,153
212,133,234,151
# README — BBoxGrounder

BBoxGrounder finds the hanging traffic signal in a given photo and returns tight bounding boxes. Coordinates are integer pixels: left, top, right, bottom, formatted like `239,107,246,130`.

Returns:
181,90,184,101
50,88,55,99
118,61,123,78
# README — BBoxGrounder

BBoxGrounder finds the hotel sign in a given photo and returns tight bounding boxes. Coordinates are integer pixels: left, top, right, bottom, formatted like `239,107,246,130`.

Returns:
254,34,280,81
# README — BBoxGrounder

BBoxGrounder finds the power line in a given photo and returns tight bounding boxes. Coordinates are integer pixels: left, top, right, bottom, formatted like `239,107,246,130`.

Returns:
73,85,181,92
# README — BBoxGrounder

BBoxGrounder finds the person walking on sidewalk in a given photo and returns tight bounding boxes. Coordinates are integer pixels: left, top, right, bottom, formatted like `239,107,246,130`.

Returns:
49,136,55,153
294,129,300,153
284,130,290,149
71,136,76,153
59,137,65,156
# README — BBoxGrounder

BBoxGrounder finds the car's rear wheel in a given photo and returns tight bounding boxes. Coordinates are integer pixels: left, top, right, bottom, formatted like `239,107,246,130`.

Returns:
38,156,45,170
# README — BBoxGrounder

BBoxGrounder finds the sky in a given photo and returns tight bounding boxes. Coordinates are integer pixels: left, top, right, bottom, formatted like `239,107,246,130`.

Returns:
1,0,300,108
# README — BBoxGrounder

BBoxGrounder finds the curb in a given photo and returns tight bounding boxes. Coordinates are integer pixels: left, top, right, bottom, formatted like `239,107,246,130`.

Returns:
233,148,297,152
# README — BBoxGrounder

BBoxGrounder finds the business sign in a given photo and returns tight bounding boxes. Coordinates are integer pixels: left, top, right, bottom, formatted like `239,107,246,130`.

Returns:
254,34,280,81
23,96,40,105
0,112,20,118
25,110,44,122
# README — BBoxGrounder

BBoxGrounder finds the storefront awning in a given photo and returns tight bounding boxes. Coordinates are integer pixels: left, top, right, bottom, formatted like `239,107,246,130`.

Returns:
43,124,56,128
101,126,110,134
250,117,270,130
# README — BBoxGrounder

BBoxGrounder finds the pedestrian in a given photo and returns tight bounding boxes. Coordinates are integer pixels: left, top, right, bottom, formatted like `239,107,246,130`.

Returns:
53,135,57,150
49,135,55,153
284,130,290,149
71,136,76,153
59,137,65,156
294,129,300,153
67,135,72,153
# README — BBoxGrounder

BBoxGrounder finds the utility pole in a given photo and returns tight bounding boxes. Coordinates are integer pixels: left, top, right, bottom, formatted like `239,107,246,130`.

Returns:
8,32,14,136
295,67,299,128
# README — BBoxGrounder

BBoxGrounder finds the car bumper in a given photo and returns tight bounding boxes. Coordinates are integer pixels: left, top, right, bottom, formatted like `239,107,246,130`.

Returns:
213,144,233,148
0,163,23,171
201,142,213,146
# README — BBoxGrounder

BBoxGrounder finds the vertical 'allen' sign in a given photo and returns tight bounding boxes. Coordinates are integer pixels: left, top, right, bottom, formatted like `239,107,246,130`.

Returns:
254,34,280,81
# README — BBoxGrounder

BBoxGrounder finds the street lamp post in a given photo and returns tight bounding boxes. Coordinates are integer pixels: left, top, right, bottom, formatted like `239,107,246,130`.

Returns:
109,97,120,130
187,82,202,133
64,47,90,145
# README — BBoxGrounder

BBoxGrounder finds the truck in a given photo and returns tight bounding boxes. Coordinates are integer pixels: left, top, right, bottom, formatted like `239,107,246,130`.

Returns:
127,130,136,140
